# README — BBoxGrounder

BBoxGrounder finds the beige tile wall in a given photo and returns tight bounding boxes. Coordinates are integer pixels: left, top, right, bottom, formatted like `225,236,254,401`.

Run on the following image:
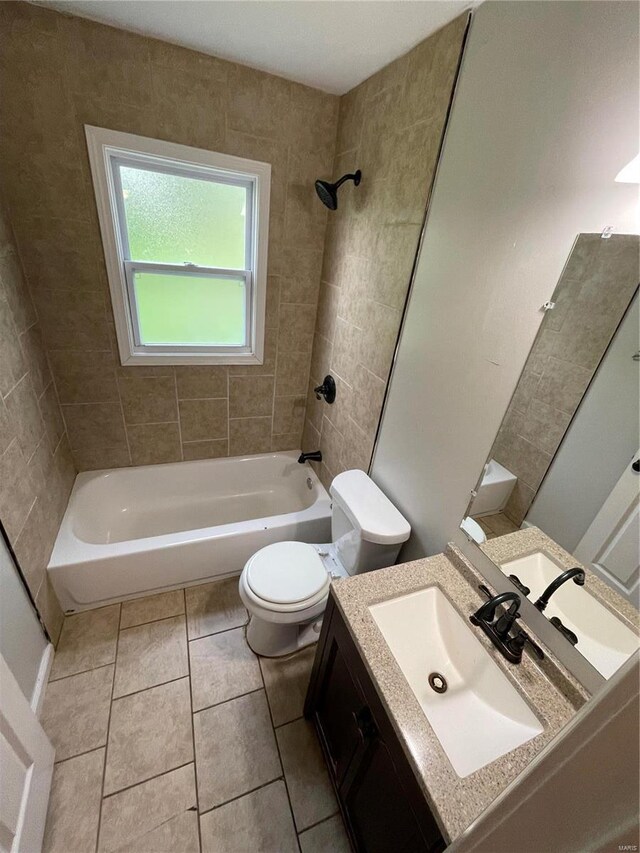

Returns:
0,198,75,643
0,2,338,470
301,15,468,488
491,234,640,525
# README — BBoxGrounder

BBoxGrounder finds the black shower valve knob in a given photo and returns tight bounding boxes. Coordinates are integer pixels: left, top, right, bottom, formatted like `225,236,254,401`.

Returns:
314,375,336,404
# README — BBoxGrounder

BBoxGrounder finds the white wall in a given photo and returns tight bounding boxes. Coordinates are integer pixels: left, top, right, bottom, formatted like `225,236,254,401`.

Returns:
372,0,639,559
0,535,48,705
527,291,639,551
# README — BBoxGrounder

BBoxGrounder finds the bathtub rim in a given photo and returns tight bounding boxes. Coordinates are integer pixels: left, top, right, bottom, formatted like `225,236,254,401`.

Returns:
49,450,330,569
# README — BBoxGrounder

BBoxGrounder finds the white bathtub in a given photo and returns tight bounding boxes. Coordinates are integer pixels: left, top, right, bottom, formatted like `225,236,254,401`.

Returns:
48,451,332,613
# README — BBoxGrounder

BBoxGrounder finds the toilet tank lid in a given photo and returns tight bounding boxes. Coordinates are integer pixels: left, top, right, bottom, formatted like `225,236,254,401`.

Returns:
330,470,411,545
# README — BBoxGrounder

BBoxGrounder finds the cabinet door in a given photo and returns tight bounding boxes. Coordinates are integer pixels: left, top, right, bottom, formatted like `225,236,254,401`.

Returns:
343,736,443,853
314,636,366,786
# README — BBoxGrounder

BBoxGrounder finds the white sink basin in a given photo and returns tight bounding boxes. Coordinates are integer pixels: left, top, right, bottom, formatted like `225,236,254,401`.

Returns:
369,587,543,778
502,552,639,679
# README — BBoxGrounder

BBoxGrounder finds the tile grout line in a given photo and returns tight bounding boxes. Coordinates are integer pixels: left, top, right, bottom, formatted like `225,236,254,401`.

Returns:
197,775,287,820
188,618,249,644
95,602,123,853
274,712,305,730
100,760,196,802
119,607,186,631
112,672,190,703
48,659,116,684
257,652,303,853
225,369,230,449
184,588,203,853
52,744,109,768
173,370,185,461
47,582,339,850
193,685,264,716
118,611,186,635
297,810,341,839
48,604,188,685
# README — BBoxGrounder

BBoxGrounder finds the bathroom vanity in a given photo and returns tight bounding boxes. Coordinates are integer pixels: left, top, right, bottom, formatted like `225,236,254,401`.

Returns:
305,591,444,852
305,546,584,850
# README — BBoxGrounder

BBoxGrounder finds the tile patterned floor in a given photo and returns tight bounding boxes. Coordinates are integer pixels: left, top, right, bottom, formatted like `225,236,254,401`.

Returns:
474,512,520,540
41,578,351,853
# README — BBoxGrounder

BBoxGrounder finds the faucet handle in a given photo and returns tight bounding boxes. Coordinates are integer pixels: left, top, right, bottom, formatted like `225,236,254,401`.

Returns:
510,629,545,661
313,375,336,404
508,573,531,597
494,601,521,639
549,616,579,646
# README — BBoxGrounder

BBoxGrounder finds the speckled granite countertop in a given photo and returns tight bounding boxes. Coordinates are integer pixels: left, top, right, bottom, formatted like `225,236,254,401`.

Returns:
481,526,639,633
330,544,585,843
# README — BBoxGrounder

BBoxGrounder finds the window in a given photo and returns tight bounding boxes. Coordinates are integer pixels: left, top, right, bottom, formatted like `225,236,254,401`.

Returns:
85,126,270,365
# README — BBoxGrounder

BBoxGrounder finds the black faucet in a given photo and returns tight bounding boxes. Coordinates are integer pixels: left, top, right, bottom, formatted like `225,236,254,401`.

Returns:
472,590,521,636
314,375,336,404
470,586,544,664
534,568,585,612
298,450,322,464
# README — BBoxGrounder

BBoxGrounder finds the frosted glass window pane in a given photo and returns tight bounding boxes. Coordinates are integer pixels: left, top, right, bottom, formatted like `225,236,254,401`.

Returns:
119,165,247,269
133,272,246,346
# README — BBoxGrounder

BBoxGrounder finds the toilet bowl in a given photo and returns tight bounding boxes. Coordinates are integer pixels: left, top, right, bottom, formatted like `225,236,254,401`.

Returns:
239,469,411,656
461,516,487,544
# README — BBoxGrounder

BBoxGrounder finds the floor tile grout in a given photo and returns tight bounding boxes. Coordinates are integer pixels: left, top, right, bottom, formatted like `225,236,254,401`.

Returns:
257,638,303,853
95,602,122,853
44,580,348,853
52,744,107,768
111,673,190,702
48,660,116,684
119,612,186,630
197,775,286,819
274,713,305,730
187,619,249,644
100,760,196,801
118,611,187,634
183,589,204,853
192,685,265,716
297,810,342,837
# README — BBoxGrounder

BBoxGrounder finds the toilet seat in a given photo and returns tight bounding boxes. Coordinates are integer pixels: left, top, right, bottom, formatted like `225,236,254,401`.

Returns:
243,541,331,612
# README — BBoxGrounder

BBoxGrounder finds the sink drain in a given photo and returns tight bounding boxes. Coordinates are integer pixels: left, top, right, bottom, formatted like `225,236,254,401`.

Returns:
428,672,448,694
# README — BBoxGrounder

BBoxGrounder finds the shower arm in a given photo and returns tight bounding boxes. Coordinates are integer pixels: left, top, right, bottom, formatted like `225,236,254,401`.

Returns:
334,172,359,189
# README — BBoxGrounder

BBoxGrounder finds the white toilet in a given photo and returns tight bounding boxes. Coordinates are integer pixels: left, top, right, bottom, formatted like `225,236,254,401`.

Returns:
239,469,411,656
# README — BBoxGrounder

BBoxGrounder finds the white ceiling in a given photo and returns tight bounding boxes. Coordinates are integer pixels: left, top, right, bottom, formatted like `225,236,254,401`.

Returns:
37,0,470,94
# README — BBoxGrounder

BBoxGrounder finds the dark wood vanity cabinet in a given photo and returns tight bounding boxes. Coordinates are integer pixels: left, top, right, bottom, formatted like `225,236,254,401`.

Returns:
305,592,446,853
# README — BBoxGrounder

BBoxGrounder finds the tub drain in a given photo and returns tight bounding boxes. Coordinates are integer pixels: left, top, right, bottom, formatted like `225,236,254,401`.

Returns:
428,672,448,694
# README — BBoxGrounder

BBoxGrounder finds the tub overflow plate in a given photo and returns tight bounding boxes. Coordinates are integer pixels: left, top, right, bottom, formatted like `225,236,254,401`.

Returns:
428,672,448,694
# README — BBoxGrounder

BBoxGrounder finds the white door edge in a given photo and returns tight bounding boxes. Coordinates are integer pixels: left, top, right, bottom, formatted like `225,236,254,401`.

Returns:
30,645,54,719
0,654,55,853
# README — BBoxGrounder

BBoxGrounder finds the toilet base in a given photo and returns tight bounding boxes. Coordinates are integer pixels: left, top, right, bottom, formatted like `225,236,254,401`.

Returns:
246,613,323,657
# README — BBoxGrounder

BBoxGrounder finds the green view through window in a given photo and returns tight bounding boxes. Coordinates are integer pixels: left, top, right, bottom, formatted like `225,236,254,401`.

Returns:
85,125,270,366
116,161,252,348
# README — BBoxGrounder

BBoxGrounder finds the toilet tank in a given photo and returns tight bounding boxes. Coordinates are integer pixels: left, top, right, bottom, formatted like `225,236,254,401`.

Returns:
330,470,411,575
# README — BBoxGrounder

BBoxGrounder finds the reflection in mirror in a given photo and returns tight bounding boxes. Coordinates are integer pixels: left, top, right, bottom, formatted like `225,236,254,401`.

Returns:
461,233,639,679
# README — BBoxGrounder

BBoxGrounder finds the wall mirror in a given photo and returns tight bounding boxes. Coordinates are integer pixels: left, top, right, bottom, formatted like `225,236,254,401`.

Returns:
461,232,639,681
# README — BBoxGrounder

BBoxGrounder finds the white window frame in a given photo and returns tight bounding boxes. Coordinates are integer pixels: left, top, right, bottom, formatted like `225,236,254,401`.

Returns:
85,125,271,365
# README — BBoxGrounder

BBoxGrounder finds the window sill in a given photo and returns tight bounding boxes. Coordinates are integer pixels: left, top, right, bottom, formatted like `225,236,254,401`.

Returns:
118,352,265,367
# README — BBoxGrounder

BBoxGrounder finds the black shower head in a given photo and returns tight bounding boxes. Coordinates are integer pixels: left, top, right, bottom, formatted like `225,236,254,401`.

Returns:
314,170,361,210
